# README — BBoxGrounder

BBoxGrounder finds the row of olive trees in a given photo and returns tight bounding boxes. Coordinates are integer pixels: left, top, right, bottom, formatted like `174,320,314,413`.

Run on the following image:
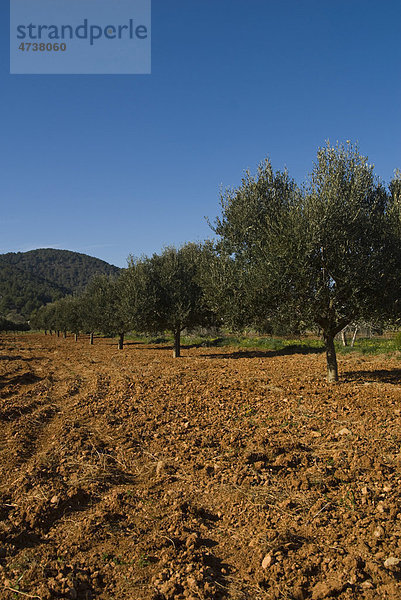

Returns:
30,243,215,357
0,317,30,332
31,141,401,381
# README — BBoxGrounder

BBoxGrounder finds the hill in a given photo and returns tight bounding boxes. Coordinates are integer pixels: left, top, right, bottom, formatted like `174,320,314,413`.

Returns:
0,248,120,319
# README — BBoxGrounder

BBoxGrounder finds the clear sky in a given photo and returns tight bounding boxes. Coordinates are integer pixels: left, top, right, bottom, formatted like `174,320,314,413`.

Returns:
1,0,400,267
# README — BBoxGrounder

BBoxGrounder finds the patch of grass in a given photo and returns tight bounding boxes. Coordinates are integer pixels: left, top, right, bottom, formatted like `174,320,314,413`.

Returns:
125,331,401,356
101,552,131,566
393,331,401,350
340,487,357,511
137,552,151,568
102,552,115,562
125,332,169,344
336,337,397,355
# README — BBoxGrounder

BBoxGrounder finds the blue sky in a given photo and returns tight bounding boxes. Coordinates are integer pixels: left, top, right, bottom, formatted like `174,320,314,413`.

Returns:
1,0,400,267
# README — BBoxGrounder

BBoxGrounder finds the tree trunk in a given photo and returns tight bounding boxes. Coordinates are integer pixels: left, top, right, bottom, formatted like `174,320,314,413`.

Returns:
173,329,181,358
57,330,60,338
118,332,124,350
63,330,67,339
351,326,358,348
324,332,338,382
89,332,94,345
44,330,47,336
49,330,52,336
74,333,78,342
340,329,347,346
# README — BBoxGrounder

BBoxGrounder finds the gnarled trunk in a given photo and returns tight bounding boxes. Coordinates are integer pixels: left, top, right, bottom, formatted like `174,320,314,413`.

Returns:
324,331,338,382
318,315,351,382
118,332,124,350
173,329,181,358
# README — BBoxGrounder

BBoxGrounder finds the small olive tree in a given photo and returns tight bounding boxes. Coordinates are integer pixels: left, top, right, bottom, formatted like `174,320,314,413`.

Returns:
82,274,128,349
63,296,84,341
124,244,215,357
32,302,57,334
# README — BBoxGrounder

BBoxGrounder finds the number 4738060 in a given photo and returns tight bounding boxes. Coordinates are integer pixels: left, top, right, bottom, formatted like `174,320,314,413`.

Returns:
18,42,67,52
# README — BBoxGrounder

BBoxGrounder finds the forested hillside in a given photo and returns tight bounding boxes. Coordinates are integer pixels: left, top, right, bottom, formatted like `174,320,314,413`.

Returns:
0,249,120,319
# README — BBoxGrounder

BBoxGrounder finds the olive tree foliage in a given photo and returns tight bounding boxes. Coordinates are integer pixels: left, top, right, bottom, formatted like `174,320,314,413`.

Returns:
198,240,256,332
48,296,81,339
62,296,84,340
124,244,215,357
30,296,76,334
30,302,58,334
81,273,128,349
210,141,401,381
120,257,153,335
30,296,83,338
203,164,302,334
30,305,48,332
80,274,109,344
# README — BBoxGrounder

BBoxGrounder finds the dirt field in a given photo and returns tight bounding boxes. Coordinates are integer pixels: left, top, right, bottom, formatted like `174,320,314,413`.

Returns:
0,334,400,600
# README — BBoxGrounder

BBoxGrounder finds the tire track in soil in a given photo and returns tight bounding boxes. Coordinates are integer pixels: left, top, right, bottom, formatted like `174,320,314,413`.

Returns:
0,338,147,600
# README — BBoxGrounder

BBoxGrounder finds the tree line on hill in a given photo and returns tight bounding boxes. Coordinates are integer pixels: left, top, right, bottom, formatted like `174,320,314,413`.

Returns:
0,248,120,318
29,141,401,382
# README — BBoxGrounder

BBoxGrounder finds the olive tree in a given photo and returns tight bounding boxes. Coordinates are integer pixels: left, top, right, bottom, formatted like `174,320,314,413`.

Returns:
63,296,84,341
82,274,128,349
80,274,108,345
30,305,47,332
125,244,214,357
31,302,57,334
211,141,401,381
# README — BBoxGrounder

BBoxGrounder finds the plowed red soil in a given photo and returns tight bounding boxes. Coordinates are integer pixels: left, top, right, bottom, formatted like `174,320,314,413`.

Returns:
0,334,401,600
